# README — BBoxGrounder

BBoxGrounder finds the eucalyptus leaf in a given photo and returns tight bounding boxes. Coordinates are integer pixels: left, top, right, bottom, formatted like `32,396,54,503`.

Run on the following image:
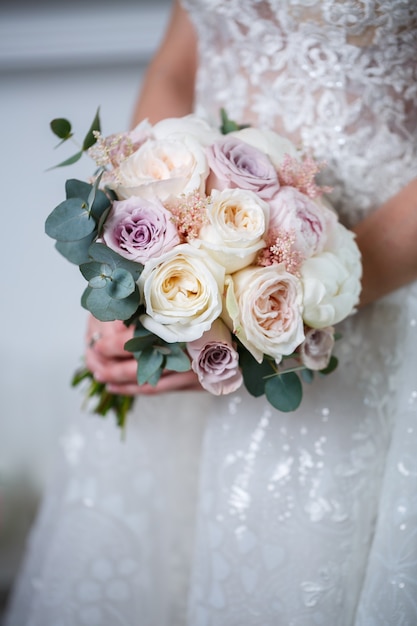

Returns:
89,275,108,289
55,231,95,265
145,368,163,387
83,284,140,321
65,178,110,221
87,170,104,212
124,334,156,353
265,372,303,412
82,107,101,151
81,286,92,310
239,346,272,397
80,261,104,281
45,197,96,242
47,150,83,170
105,267,136,300
50,118,72,140
88,242,143,280
300,368,314,384
136,347,164,385
165,344,191,372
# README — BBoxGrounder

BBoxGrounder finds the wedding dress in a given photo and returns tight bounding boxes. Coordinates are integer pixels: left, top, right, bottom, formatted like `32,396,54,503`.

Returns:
5,1,417,625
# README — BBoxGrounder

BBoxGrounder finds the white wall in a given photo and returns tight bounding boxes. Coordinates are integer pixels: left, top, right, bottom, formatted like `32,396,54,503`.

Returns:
0,0,171,602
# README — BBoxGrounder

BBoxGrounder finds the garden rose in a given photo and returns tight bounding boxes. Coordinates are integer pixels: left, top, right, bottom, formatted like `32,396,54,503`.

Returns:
268,186,336,258
224,265,304,362
109,134,209,201
187,319,243,395
195,188,269,273
299,326,335,370
206,135,280,200
102,196,180,263
139,244,225,343
230,127,298,169
300,248,361,328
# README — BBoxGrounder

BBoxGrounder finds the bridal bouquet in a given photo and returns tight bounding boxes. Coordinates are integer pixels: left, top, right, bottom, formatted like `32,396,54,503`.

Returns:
46,109,362,427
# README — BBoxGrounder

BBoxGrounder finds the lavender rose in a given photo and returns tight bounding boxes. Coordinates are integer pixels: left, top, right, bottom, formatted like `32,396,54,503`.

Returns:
102,196,180,263
299,326,335,371
187,319,243,395
268,186,336,259
206,136,280,200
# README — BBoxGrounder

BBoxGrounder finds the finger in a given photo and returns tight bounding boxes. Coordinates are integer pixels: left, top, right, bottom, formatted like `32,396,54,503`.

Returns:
88,354,139,386
106,370,202,395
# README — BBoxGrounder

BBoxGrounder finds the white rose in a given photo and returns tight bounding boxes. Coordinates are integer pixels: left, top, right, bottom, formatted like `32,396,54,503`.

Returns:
139,244,225,343
110,134,209,201
224,265,304,362
300,227,362,328
194,188,269,273
152,114,220,146
230,127,299,169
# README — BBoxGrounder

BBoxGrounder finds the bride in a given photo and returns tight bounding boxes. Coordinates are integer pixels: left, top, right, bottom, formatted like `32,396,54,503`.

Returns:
5,1,417,624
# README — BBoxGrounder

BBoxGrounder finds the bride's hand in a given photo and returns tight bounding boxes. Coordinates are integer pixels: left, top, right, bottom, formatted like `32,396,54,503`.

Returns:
85,315,201,395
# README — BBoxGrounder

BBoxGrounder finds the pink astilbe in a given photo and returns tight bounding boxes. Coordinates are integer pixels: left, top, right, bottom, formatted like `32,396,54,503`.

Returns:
278,153,332,199
257,228,305,275
167,192,210,242
88,131,143,169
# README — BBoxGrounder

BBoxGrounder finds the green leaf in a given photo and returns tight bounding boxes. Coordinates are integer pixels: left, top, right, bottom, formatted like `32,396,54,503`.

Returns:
50,118,72,140
300,368,314,384
265,372,303,412
105,267,136,300
88,242,143,280
89,275,108,289
219,108,250,134
55,231,95,264
47,150,83,170
220,108,240,134
319,355,339,376
82,107,101,151
65,178,111,221
45,197,96,241
136,347,164,385
82,283,140,321
238,346,272,397
124,334,156,353
164,343,191,372
80,261,104,282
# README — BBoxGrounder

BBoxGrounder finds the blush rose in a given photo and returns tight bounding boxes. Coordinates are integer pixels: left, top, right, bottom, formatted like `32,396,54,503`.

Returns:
224,265,304,363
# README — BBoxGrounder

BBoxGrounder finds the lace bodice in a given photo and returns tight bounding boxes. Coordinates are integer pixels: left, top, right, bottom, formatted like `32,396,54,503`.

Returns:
181,0,417,225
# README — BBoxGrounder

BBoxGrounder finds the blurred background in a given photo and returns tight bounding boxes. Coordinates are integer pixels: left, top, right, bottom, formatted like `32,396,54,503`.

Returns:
0,0,171,614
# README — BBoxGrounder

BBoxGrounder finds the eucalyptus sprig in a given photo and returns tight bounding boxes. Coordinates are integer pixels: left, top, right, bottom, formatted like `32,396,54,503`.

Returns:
48,107,101,169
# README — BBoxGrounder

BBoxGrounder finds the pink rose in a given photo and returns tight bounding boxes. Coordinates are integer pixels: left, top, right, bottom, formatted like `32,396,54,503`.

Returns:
187,319,243,395
299,326,335,370
268,187,335,259
102,196,180,263
224,265,304,363
206,136,280,200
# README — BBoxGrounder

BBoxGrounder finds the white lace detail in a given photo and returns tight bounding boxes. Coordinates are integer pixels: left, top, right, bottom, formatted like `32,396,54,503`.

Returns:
182,0,417,226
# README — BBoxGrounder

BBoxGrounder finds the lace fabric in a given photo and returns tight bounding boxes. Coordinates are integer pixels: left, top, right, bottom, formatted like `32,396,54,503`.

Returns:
4,1,417,625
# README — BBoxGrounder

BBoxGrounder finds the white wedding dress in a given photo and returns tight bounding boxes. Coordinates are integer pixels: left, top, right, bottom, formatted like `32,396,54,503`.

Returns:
5,1,417,625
